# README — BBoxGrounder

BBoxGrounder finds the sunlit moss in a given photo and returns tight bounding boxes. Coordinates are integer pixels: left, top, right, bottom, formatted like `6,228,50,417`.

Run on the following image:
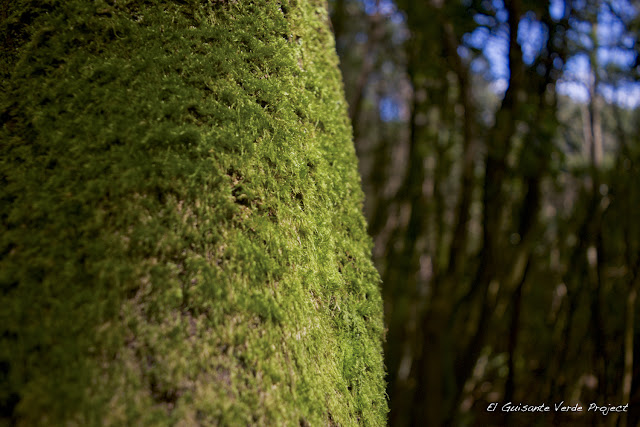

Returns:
0,0,387,425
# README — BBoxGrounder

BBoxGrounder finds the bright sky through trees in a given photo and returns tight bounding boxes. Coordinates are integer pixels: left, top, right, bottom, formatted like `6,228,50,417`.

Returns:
363,0,640,121
466,0,639,106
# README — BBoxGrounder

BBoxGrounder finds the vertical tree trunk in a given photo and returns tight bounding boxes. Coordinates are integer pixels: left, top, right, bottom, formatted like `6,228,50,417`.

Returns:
0,1,387,425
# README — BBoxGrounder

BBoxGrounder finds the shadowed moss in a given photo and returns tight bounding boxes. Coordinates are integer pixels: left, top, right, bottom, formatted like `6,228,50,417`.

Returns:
0,0,387,425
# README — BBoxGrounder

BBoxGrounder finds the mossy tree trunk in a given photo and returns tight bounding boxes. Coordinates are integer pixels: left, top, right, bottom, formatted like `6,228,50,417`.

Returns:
0,1,387,425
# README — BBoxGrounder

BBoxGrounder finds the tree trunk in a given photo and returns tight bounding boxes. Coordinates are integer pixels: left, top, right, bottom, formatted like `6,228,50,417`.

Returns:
0,1,387,425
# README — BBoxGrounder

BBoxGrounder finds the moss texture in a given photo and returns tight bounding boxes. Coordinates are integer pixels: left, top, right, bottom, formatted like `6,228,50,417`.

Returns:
0,0,387,425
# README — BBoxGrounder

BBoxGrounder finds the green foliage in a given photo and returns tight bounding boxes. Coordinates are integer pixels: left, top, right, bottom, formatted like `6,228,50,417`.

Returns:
0,0,387,425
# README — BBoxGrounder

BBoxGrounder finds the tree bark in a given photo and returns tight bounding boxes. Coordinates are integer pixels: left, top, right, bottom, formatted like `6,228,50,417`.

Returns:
0,1,387,425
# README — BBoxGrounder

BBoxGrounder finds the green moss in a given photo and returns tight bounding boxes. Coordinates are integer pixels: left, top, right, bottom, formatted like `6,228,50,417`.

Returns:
0,0,387,425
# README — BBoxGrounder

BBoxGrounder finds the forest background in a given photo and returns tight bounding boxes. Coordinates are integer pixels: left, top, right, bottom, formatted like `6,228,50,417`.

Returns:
328,0,640,425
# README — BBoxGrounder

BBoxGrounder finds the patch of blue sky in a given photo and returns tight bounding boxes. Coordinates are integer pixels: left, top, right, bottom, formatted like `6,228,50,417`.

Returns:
473,0,508,25
464,25,510,80
598,47,636,68
379,96,401,121
557,81,590,102
362,0,397,15
492,0,509,23
597,11,626,45
464,25,491,50
607,0,638,19
601,84,640,108
517,12,549,65
483,34,509,79
550,0,565,20
390,10,405,25
564,53,591,80
567,17,594,49
557,54,590,101
474,13,495,27
557,50,640,107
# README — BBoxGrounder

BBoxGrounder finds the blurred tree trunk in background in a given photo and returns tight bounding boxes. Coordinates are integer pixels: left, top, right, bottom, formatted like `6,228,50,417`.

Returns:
330,0,640,425
0,1,388,425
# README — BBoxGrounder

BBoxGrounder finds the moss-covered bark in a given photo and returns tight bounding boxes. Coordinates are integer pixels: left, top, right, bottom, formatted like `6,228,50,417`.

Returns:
0,1,387,425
